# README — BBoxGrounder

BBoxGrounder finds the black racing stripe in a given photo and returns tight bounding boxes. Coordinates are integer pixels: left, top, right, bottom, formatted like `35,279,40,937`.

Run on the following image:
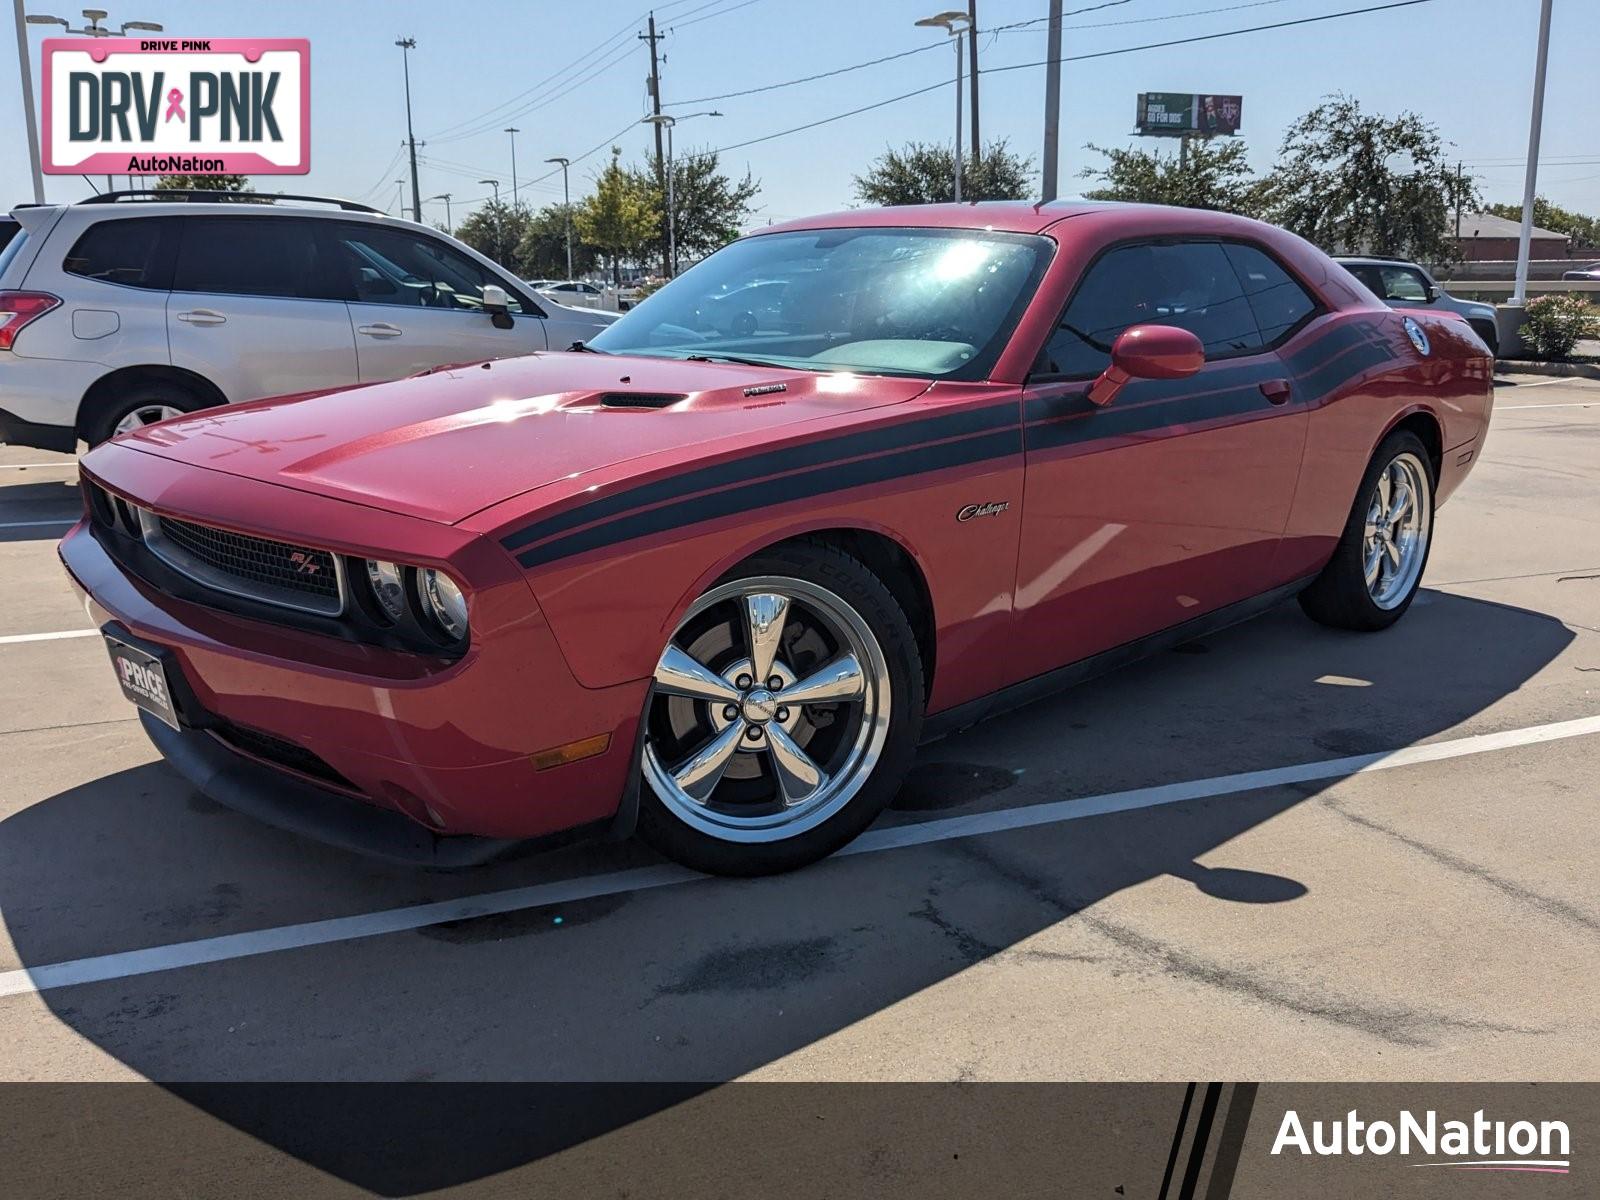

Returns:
499,402,1018,553
1025,385,1269,452
516,427,1022,569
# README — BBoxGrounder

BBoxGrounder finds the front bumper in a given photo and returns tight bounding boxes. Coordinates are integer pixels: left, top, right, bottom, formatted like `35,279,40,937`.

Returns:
58,463,649,856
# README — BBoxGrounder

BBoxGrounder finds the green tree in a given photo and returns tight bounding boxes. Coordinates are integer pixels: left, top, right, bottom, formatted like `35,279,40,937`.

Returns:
1254,94,1478,262
576,148,660,284
852,140,1033,206
631,149,759,267
1079,138,1259,213
153,173,256,196
1484,197,1600,250
515,203,597,279
454,200,534,272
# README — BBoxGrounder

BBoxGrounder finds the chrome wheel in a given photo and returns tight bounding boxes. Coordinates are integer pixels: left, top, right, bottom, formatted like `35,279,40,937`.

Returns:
644,575,892,844
113,404,184,436
1362,451,1431,610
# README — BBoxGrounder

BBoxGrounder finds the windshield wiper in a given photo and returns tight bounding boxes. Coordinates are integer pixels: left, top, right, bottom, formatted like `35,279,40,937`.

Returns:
568,340,607,353
683,352,807,371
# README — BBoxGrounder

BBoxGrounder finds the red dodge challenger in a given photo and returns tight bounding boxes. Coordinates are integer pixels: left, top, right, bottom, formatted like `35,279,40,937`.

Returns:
60,202,1493,875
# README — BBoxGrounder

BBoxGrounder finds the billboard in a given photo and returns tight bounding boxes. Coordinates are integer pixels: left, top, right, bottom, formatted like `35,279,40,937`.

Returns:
1135,93,1242,138
42,37,310,175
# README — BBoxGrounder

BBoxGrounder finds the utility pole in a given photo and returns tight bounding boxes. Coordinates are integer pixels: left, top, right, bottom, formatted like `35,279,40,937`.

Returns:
1040,0,1063,201
640,12,668,276
396,38,422,223
967,0,980,165
546,157,574,280
12,0,44,203
1455,161,1464,239
504,127,520,208
1512,0,1553,308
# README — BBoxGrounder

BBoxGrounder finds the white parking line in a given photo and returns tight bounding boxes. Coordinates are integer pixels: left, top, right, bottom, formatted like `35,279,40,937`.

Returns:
1,711,1596,1000
1497,401,1597,411
0,462,76,470
0,629,97,646
0,519,74,530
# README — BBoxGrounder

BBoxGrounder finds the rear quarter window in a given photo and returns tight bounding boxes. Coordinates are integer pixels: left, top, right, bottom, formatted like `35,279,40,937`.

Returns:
62,217,174,289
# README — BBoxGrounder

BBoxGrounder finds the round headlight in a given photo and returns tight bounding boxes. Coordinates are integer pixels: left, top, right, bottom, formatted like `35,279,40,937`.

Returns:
364,560,406,622
419,568,469,641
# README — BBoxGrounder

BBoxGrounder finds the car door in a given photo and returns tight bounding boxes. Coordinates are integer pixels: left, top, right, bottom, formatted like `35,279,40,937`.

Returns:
166,215,360,402
327,222,547,381
1013,239,1315,673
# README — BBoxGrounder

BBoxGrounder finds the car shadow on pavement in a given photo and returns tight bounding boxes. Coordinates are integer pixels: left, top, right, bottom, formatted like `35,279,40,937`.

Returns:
0,589,1575,1192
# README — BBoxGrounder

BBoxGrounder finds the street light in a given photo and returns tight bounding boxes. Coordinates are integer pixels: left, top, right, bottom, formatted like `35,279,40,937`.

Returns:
641,109,721,276
395,37,422,223
478,178,500,203
545,156,573,281
19,7,165,198
428,192,453,230
915,10,972,202
504,127,520,208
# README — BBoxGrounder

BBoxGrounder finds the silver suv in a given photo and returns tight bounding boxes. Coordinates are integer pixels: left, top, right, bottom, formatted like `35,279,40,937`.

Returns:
0,191,617,450
1334,256,1499,356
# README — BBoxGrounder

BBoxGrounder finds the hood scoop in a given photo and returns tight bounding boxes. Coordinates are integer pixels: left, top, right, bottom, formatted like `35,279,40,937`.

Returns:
598,392,688,409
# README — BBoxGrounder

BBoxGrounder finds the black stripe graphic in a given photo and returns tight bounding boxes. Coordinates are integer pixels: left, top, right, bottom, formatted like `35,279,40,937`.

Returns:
515,427,1021,569
500,402,1017,553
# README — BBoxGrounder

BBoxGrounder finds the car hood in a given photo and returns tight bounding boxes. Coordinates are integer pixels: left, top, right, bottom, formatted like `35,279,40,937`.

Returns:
107,353,931,524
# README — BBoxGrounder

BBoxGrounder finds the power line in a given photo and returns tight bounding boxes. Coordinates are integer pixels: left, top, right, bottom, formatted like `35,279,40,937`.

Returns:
991,0,1287,35
704,0,1434,159
672,42,946,107
668,0,769,31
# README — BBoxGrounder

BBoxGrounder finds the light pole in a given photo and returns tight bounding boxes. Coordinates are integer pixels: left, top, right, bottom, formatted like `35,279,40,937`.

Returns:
392,178,404,215
641,109,721,276
395,37,422,223
429,192,453,230
479,178,504,262
20,7,164,199
504,126,520,208
545,156,573,280
1511,0,1554,308
916,10,971,202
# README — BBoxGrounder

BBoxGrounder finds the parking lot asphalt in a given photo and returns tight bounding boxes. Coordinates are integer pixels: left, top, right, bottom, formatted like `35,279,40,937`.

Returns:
1,374,1597,1090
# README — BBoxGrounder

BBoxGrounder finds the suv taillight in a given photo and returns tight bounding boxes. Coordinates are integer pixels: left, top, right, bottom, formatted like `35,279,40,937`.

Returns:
0,291,61,351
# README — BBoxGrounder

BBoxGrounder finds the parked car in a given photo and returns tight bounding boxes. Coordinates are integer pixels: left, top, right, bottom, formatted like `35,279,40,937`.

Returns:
528,278,606,309
64,202,1491,874
1560,262,1600,281
0,191,617,451
1334,256,1499,355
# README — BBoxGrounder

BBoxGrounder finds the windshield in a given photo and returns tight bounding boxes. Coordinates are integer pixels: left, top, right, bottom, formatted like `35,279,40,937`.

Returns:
587,227,1051,378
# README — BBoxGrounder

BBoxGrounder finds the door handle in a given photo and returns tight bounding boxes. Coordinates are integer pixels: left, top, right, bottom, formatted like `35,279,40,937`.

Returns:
357,323,403,339
1259,378,1292,405
175,309,226,326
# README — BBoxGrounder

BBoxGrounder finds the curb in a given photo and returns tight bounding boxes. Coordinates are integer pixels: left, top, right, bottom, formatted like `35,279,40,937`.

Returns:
1494,359,1600,382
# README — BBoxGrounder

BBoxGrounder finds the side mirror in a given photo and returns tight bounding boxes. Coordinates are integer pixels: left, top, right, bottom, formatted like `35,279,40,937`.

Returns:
1087,324,1205,407
1423,283,1439,303
482,284,514,329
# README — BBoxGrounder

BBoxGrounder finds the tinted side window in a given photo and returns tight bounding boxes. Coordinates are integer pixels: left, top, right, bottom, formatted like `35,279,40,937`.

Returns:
1042,241,1261,378
172,217,336,299
63,218,172,289
1223,243,1319,343
329,225,523,313
1345,264,1386,298
1379,266,1429,302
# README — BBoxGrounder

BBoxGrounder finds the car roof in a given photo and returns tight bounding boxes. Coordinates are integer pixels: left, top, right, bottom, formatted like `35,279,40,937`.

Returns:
759,200,1297,240
1332,256,1422,269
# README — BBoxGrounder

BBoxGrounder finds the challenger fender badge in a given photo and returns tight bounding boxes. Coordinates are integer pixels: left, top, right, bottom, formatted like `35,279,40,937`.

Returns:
957,501,1010,522
743,383,787,397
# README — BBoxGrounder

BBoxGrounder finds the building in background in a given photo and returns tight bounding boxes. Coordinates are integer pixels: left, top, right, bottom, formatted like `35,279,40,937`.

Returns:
1454,212,1569,262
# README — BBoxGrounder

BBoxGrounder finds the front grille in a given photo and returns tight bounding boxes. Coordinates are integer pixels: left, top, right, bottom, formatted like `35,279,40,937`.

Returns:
210,721,358,793
144,515,345,616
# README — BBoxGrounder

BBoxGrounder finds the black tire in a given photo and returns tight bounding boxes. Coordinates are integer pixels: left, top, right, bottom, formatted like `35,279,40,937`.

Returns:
638,540,924,876
1298,429,1435,632
82,380,209,446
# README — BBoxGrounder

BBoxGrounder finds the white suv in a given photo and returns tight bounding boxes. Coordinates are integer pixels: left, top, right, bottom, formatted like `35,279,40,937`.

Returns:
0,192,618,450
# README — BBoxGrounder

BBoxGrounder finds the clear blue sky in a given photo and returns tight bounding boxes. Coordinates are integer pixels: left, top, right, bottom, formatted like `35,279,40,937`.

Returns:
4,0,1597,230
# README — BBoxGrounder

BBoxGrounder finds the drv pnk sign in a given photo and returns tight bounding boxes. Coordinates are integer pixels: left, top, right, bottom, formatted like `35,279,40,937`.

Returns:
41,38,309,175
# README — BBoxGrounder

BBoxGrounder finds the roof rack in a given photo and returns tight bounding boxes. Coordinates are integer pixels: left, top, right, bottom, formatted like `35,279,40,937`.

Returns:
78,190,382,214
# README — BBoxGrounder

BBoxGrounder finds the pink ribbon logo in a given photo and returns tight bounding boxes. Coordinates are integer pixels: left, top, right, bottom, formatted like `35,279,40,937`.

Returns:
164,88,185,123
